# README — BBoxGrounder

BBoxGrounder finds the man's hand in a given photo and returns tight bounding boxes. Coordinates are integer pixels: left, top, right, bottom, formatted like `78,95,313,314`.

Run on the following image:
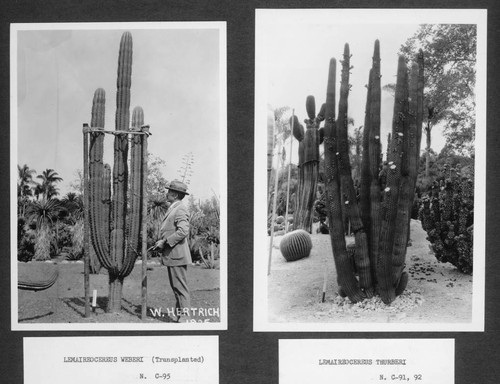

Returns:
154,239,166,249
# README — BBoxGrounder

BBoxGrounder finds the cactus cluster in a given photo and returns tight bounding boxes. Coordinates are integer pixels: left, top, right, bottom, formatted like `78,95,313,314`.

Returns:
86,32,148,313
292,97,325,233
418,174,474,274
320,41,424,304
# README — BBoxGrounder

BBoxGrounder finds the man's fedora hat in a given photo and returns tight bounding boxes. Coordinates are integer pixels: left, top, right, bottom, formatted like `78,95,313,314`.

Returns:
167,180,189,195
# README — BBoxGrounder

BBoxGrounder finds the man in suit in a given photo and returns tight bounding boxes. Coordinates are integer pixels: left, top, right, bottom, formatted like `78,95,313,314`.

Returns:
155,180,192,323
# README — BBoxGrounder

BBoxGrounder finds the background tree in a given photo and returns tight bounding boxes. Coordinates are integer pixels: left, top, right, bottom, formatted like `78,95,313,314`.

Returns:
36,168,63,200
61,192,84,224
17,164,36,216
146,153,170,201
399,24,476,175
69,169,84,194
267,106,293,222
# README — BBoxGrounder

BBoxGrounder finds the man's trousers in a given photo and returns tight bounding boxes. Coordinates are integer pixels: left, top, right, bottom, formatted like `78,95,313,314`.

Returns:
167,265,191,319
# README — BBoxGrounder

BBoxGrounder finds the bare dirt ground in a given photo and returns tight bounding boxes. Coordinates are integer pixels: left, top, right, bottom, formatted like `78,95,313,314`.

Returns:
268,219,473,324
17,259,220,324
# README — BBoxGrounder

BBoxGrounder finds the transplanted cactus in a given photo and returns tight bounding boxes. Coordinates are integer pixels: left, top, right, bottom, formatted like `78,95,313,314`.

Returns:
86,32,148,313
322,41,424,304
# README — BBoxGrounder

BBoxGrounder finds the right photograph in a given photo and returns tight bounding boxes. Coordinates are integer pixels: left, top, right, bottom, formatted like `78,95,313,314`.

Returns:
254,8,486,332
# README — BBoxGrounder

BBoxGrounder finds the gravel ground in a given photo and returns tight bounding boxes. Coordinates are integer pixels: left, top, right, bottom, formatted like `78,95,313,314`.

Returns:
268,219,473,324
17,259,221,324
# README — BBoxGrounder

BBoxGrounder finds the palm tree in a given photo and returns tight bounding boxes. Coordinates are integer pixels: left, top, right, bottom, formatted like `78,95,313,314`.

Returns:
18,164,36,196
25,199,61,261
61,192,84,223
34,184,44,201
17,164,36,216
36,168,63,200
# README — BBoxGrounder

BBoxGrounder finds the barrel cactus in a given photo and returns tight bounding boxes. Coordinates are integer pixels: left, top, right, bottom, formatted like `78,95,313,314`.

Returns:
280,229,313,262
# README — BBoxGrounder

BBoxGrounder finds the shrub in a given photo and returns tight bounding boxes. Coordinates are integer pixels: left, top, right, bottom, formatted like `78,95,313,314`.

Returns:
418,176,473,274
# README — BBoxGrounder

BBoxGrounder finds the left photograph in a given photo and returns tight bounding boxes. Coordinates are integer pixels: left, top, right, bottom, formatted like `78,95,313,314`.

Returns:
11,23,227,330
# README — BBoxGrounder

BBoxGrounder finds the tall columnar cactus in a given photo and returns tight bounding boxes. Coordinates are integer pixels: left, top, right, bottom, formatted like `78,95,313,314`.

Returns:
88,88,107,272
323,58,365,302
336,44,373,298
323,41,424,304
111,31,133,277
367,41,382,285
292,97,324,233
376,55,410,304
87,32,148,313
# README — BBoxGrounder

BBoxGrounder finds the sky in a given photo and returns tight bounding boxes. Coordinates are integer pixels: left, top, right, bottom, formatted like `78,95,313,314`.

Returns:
255,9,454,166
13,23,225,201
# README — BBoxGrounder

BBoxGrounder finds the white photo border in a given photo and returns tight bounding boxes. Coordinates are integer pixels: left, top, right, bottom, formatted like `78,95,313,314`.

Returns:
11,21,227,331
254,8,486,332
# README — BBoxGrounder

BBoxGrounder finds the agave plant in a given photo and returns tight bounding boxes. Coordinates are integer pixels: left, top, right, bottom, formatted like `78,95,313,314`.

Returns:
25,199,62,261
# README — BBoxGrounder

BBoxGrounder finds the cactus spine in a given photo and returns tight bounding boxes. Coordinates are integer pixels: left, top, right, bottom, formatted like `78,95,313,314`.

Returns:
87,32,148,313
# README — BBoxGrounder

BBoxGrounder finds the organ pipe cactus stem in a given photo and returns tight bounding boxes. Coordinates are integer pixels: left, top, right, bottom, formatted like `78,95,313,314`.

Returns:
86,31,148,314
368,40,382,285
391,56,424,288
415,50,424,165
323,58,365,303
293,95,322,233
123,106,145,277
88,88,112,271
337,43,373,297
377,55,409,304
111,31,133,279
359,69,372,246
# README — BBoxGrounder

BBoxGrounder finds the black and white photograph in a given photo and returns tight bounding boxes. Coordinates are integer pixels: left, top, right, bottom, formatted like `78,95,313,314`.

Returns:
11,22,227,330
2,2,500,384
254,9,486,331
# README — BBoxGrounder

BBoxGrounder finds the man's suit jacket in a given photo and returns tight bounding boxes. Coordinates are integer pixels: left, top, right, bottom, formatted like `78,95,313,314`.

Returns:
159,201,192,267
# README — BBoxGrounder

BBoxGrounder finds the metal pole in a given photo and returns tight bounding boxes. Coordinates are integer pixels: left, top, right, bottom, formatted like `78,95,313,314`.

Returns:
268,124,280,275
267,112,276,206
284,109,294,233
141,125,150,320
83,124,90,318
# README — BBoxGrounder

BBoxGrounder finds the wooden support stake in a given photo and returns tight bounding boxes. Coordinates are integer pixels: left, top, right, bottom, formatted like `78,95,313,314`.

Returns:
268,120,280,275
141,125,150,320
